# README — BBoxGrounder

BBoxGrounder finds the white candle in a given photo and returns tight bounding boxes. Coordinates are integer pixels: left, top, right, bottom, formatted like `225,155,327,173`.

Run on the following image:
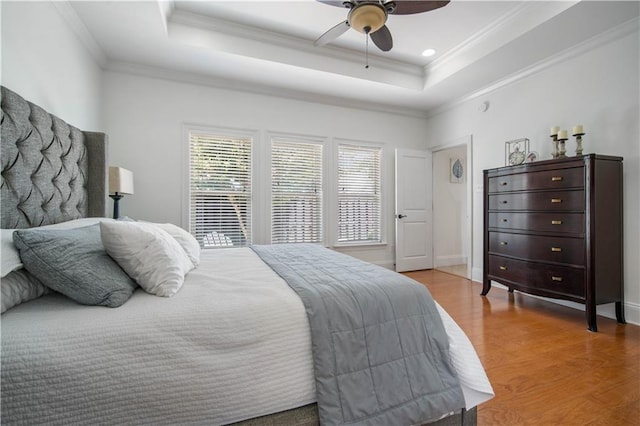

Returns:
573,124,584,135
550,126,560,136
557,130,568,140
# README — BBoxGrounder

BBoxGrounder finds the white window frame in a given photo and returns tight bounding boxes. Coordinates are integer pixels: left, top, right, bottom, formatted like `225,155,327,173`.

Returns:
333,139,386,248
182,127,386,249
181,124,260,247
266,132,329,245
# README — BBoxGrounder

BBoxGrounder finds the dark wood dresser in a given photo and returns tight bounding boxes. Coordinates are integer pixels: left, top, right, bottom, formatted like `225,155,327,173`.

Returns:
482,154,625,331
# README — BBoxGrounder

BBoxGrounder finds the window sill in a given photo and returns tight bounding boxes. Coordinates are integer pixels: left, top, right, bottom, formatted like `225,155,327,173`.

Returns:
331,241,388,250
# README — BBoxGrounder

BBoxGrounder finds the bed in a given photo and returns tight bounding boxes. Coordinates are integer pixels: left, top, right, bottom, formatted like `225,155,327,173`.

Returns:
0,86,493,425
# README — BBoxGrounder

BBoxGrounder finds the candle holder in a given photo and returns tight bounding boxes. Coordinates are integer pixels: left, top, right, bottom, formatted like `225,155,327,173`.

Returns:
573,132,585,156
557,136,568,158
549,134,559,159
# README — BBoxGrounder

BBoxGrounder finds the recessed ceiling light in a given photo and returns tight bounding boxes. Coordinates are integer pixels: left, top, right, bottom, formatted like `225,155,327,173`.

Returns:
421,48,436,57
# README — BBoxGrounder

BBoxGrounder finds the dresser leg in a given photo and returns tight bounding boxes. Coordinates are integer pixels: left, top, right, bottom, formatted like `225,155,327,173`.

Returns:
481,280,491,296
615,301,626,324
586,307,598,332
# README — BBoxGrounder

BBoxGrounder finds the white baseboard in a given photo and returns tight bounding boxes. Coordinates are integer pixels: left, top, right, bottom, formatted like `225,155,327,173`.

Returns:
434,255,467,268
373,260,395,270
471,267,483,283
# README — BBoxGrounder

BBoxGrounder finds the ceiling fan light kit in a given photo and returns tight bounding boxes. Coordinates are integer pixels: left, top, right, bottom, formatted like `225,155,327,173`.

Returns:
349,3,387,34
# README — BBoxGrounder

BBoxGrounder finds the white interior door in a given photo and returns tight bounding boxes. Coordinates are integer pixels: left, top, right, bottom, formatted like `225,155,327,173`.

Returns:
395,149,432,272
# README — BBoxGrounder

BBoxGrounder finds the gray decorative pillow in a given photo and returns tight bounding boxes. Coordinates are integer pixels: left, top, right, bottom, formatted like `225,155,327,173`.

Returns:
13,224,137,308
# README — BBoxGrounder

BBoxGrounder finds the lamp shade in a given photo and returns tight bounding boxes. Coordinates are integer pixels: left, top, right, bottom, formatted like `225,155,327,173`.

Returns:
109,166,134,195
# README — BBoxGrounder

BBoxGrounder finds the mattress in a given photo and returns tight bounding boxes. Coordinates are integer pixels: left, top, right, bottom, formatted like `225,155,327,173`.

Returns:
1,247,492,425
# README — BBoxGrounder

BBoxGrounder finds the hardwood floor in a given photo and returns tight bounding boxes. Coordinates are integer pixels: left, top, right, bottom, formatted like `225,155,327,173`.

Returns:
434,263,468,279
404,269,640,426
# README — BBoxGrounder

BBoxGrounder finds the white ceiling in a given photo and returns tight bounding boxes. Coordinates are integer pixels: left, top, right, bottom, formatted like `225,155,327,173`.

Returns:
69,0,639,116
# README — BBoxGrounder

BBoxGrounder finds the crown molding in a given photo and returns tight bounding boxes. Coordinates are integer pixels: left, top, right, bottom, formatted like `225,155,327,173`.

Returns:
52,1,107,68
105,60,428,120
424,1,579,91
425,16,640,119
168,9,425,89
157,0,175,35
427,1,532,74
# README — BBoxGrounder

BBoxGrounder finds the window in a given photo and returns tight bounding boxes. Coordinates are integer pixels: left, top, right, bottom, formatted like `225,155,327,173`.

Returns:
271,138,323,243
188,131,252,248
337,144,382,243
186,130,382,247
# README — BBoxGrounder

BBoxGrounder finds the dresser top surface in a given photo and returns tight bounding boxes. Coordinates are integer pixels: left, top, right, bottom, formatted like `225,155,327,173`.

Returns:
484,153,623,174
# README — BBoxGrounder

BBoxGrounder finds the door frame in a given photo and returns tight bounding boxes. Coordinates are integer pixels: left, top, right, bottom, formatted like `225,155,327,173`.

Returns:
430,135,473,279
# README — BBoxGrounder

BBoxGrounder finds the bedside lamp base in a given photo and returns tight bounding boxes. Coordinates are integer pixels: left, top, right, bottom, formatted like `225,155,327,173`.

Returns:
109,193,124,219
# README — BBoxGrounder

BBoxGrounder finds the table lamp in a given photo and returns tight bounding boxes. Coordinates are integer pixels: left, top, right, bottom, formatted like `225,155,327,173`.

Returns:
108,166,134,219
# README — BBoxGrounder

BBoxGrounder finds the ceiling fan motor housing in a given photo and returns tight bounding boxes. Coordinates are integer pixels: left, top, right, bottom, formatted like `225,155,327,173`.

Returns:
315,0,448,51
348,3,388,34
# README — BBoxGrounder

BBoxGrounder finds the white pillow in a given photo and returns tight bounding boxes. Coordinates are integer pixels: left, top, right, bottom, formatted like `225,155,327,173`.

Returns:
1,229,23,277
1,218,114,278
1,269,50,313
100,221,194,297
145,222,200,267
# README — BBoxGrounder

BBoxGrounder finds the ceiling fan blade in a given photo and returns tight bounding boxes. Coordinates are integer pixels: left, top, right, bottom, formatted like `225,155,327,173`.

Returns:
370,25,393,51
314,20,350,46
390,0,450,15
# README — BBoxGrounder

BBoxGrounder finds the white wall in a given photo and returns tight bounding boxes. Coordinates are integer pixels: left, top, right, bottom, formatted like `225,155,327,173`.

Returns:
424,27,640,324
0,1,102,130
102,71,430,267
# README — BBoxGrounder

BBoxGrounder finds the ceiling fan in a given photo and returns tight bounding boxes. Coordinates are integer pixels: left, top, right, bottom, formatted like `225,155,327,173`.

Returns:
314,0,450,52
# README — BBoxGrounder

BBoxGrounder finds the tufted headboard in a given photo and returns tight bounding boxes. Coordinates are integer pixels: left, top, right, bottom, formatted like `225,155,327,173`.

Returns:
0,86,108,229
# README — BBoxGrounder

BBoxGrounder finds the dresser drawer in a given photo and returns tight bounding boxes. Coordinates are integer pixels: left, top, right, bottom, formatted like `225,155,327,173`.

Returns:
488,212,584,234
489,232,585,266
488,190,584,211
488,167,584,193
488,255,584,299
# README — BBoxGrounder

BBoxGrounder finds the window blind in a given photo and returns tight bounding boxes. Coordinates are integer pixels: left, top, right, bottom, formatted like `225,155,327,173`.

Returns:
338,144,381,243
189,132,252,248
271,139,323,243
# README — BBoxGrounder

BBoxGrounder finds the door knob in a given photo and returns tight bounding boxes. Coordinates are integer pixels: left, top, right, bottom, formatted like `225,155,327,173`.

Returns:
397,214,407,219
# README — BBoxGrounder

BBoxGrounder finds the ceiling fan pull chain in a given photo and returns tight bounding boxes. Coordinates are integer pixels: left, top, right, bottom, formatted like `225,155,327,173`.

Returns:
365,31,370,69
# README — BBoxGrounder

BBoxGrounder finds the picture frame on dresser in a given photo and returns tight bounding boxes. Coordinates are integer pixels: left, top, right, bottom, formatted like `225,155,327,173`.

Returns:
482,154,625,332
504,138,529,166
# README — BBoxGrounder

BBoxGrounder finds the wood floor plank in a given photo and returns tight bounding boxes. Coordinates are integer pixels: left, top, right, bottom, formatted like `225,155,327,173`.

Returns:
404,270,640,426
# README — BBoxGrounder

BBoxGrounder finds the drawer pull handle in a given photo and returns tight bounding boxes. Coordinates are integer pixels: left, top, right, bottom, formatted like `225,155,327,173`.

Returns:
500,241,508,246
551,198,562,203
499,266,507,271
551,247,562,252
551,176,563,182
551,276,563,282
501,200,508,204
500,182,508,186
501,218,508,223
551,220,562,225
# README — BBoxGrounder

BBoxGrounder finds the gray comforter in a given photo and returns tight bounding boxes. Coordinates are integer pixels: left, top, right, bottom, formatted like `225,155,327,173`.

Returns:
251,244,464,426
